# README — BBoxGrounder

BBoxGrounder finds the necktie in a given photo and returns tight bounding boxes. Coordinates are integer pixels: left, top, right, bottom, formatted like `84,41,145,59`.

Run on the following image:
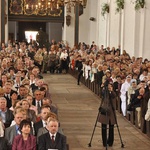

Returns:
52,135,55,143
17,128,21,135
37,101,41,114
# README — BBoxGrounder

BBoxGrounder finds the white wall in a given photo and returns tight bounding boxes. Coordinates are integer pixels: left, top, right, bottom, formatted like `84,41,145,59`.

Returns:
79,0,98,45
62,7,75,47
46,22,62,43
96,0,150,59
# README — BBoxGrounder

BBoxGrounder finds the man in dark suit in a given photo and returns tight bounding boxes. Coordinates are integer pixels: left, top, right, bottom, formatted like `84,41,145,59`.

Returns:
38,118,67,150
34,105,51,136
3,84,12,108
32,90,43,114
0,97,14,128
17,85,26,100
42,97,58,115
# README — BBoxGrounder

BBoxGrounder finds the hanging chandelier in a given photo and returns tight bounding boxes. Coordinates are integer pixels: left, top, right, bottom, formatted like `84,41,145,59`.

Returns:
9,0,87,16
24,0,63,16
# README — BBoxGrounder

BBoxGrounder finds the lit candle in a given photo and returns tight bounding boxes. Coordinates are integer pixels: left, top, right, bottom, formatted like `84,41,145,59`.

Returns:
35,5,38,9
38,2,41,8
57,4,59,9
26,4,29,9
48,2,50,8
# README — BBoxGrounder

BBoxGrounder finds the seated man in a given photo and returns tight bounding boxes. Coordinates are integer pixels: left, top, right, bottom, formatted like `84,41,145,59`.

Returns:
0,97,14,128
34,105,51,136
38,118,67,150
42,97,58,115
4,111,23,146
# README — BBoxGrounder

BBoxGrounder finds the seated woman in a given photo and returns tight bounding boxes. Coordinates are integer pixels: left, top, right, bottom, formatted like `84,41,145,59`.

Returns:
26,95,38,115
21,99,37,123
12,119,36,150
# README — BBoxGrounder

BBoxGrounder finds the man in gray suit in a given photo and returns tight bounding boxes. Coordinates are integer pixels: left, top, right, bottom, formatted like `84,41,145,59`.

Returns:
4,112,23,145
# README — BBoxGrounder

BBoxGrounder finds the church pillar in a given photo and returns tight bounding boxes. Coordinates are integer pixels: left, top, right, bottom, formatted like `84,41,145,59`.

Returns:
1,0,5,43
62,6,75,48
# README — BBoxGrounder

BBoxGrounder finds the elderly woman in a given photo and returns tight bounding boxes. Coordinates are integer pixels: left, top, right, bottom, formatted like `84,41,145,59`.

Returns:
12,119,36,150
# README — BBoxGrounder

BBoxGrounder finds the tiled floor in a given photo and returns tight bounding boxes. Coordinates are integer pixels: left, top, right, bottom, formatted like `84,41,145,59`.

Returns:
44,74,150,150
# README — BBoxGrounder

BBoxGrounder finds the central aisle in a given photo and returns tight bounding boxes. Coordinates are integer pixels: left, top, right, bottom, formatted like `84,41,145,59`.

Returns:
44,74,150,150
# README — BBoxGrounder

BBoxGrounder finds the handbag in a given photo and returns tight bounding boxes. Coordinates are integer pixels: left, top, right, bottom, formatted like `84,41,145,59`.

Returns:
127,103,134,111
99,106,110,115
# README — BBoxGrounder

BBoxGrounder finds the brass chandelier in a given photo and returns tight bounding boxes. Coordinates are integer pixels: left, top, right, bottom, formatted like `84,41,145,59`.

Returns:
9,0,87,16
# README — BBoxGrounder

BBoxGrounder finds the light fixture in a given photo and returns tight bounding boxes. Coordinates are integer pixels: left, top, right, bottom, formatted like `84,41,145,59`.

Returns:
9,0,87,16
9,0,63,16
24,0,63,16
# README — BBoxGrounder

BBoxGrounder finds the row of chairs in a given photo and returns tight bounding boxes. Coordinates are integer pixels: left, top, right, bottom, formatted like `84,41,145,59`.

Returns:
69,69,150,138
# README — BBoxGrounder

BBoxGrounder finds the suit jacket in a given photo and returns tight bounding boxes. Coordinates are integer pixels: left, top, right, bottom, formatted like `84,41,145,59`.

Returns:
0,109,14,128
0,137,11,150
4,95,12,108
4,125,17,145
34,120,43,136
50,105,58,115
38,132,67,150
12,134,36,150
37,127,64,142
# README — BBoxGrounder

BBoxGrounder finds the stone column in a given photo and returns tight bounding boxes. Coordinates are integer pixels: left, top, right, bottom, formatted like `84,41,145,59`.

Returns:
1,0,5,43
62,6,75,47
5,0,8,43
0,0,1,43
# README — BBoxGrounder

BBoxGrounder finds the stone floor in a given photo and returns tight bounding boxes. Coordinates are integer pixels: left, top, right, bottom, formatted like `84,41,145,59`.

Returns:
44,73,150,150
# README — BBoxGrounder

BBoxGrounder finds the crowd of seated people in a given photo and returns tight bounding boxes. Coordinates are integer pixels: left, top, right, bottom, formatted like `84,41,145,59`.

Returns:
0,40,67,150
70,42,150,132
1,39,150,147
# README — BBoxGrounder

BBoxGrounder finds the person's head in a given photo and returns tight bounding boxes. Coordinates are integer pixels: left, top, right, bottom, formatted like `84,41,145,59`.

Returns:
140,80,146,88
14,112,24,126
26,95,33,105
34,90,42,101
126,75,132,83
45,112,57,121
1,74,7,83
40,105,51,121
15,73,21,82
29,73,35,81
0,97,7,111
42,98,52,106
139,87,145,96
10,90,18,101
3,84,11,94
47,118,59,134
131,79,137,88
21,99,30,110
0,88,5,97
19,85,26,96
19,119,31,135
